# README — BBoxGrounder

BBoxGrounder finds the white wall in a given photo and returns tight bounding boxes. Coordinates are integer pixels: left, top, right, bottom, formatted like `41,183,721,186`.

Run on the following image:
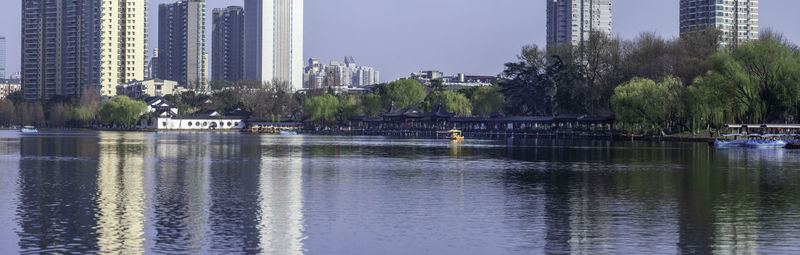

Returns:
156,117,246,130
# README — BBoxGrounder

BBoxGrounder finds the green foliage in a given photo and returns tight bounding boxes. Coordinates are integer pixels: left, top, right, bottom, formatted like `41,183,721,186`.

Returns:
691,35,800,123
303,94,340,125
612,77,684,135
98,96,147,126
338,95,362,122
0,99,16,126
425,90,472,117
362,93,383,118
471,86,505,117
383,79,426,109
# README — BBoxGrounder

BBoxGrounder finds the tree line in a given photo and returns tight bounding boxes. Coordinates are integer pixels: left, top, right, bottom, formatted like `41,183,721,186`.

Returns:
499,28,800,135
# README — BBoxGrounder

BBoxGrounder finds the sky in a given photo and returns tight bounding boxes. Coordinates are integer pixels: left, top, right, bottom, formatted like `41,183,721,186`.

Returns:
1,0,799,81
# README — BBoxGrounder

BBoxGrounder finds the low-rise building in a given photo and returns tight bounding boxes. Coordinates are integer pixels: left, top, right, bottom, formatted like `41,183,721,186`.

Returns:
154,109,247,131
117,79,181,98
0,81,21,99
409,71,497,88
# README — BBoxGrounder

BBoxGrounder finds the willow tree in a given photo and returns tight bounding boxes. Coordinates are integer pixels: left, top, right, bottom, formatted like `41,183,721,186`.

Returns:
612,76,684,135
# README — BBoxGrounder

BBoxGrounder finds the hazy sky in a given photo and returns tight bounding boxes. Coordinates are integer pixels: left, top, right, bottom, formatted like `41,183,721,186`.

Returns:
1,0,799,81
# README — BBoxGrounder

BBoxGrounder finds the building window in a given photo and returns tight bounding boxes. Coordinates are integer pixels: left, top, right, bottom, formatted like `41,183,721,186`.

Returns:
162,122,167,127
188,122,193,127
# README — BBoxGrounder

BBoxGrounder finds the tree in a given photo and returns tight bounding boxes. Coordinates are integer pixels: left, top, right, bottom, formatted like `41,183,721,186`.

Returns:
383,79,426,109
303,94,339,126
425,90,472,117
48,102,72,128
338,95,362,123
362,93,383,117
98,96,147,127
429,79,446,92
0,99,16,126
73,87,103,125
691,35,800,123
499,45,562,116
470,86,505,117
611,76,684,135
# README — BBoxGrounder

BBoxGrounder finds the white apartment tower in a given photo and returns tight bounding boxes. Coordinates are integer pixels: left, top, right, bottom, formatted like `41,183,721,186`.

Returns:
680,0,759,47
546,0,613,46
244,0,304,91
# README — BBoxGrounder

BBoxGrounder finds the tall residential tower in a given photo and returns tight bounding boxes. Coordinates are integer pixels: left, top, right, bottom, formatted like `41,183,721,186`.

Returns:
212,6,245,85
158,0,208,90
680,0,759,47
244,0,304,91
21,0,148,100
546,0,613,47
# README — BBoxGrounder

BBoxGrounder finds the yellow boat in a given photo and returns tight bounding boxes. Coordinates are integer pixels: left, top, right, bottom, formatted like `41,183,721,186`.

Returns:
446,129,464,141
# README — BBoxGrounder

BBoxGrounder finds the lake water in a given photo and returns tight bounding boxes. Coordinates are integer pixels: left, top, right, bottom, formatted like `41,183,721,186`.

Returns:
0,131,799,254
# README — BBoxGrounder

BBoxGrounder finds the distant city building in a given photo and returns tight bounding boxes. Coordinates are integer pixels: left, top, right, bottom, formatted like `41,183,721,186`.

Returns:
0,82,20,99
212,6,245,85
410,71,497,88
546,0,613,46
304,57,380,89
9,72,20,81
158,0,208,91
244,0,304,91
21,0,148,100
0,36,5,79
116,79,181,99
680,0,759,47
148,48,159,80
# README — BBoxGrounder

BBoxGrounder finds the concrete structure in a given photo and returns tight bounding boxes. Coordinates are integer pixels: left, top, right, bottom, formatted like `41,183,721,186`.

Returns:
304,57,380,89
244,0,304,91
0,36,5,79
21,0,148,100
117,79,180,98
158,0,208,90
212,6,245,85
680,0,759,47
546,0,613,46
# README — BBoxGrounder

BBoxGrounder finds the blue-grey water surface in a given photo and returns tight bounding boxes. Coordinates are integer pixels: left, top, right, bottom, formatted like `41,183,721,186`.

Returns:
0,130,799,254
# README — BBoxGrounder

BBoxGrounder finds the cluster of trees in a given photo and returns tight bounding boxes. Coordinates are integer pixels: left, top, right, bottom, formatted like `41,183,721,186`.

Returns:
0,89,149,128
302,79,505,126
499,29,721,117
500,28,800,135
612,31,800,135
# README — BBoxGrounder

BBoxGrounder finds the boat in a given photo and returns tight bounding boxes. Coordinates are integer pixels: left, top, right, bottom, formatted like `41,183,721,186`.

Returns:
446,129,464,141
279,127,298,135
20,126,38,133
714,134,789,149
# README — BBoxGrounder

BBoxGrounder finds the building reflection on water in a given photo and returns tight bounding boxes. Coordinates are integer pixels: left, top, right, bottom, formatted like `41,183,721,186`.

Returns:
5,133,800,253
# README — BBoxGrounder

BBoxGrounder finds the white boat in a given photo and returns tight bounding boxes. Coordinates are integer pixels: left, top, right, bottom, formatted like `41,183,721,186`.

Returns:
20,126,38,133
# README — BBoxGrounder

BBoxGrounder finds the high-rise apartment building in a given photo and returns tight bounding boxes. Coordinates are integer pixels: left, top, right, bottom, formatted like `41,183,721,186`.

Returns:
244,0,304,91
158,0,208,90
21,0,147,100
680,0,759,47
304,57,380,89
212,6,245,84
0,36,5,79
546,0,613,47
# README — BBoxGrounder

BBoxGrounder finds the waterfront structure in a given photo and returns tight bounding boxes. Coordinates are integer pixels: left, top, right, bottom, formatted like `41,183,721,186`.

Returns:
546,0,613,46
117,79,181,98
304,57,380,89
21,0,148,100
158,0,208,91
212,6,245,85
244,0,304,91
0,36,5,79
680,0,759,47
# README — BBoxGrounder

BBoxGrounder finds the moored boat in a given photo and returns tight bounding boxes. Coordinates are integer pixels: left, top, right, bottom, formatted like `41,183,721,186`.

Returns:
446,129,464,141
20,126,38,133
